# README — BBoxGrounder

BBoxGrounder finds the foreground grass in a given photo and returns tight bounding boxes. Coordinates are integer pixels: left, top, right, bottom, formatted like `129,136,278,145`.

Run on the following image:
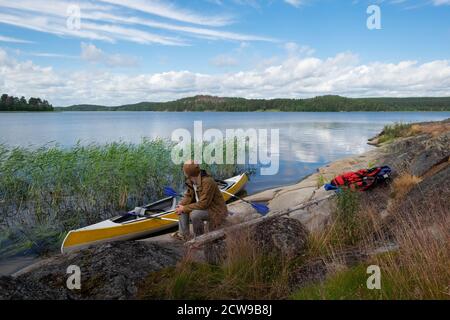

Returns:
291,263,389,300
293,174,449,300
293,237,449,300
138,230,292,300
137,172,449,300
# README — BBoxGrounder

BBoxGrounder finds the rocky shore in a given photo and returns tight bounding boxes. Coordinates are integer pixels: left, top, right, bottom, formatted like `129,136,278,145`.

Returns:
1,119,448,300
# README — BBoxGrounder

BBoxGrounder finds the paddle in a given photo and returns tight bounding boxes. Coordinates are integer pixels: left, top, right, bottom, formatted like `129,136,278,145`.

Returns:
124,209,179,222
163,186,270,216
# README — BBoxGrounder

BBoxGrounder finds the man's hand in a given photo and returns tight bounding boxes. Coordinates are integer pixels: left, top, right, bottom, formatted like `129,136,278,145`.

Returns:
175,205,184,215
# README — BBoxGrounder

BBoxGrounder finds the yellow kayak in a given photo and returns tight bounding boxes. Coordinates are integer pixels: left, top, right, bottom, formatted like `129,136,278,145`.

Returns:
61,173,248,253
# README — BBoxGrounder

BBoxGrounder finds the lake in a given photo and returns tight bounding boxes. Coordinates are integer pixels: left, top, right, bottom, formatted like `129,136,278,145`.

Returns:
0,111,449,194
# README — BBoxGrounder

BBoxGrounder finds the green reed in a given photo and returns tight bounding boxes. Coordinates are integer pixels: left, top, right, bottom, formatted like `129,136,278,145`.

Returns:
0,139,249,256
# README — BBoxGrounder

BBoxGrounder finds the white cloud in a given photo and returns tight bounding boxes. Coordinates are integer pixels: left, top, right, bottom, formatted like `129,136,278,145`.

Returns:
209,42,253,67
81,43,104,61
232,0,261,8
1,48,450,106
0,9,185,46
97,0,234,26
85,11,274,42
210,54,239,67
0,0,271,45
388,0,450,7
432,0,450,5
29,52,78,59
80,42,138,67
0,35,34,44
284,42,315,56
284,0,304,7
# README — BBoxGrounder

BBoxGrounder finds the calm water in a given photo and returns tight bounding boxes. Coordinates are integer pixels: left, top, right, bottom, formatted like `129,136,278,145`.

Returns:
1,111,449,194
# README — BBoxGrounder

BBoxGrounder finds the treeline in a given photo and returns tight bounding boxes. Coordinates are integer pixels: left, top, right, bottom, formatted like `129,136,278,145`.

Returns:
59,95,450,112
0,94,53,111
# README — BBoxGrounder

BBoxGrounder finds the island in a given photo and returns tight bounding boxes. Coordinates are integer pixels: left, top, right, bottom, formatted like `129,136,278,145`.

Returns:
57,95,450,112
0,94,53,112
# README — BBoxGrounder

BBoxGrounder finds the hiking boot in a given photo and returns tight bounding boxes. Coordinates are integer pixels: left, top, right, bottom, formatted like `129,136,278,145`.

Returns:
171,231,190,241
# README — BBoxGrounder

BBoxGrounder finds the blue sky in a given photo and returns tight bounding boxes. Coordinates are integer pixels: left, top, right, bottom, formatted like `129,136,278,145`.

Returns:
0,0,449,106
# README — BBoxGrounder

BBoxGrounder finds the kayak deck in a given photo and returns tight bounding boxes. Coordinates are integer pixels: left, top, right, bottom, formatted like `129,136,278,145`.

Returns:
61,173,248,253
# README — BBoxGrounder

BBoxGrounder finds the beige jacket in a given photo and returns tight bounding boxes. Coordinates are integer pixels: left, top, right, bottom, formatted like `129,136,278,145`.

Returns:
179,171,228,230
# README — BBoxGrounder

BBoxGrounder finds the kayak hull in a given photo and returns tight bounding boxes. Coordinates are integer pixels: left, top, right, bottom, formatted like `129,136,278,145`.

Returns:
61,173,248,253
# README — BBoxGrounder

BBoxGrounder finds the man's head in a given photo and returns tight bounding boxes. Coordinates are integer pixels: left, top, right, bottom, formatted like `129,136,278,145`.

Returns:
183,160,200,178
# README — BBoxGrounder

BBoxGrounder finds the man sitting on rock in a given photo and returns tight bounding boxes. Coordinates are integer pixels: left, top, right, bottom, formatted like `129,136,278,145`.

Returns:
172,160,228,241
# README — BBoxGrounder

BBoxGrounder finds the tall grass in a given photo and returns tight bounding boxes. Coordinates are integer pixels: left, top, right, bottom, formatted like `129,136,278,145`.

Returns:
0,139,247,256
293,173,449,300
378,123,413,144
291,263,387,300
375,212,450,299
293,204,449,300
138,229,291,300
135,172,448,300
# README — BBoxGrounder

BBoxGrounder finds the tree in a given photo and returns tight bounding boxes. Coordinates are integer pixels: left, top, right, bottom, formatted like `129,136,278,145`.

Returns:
0,93,53,111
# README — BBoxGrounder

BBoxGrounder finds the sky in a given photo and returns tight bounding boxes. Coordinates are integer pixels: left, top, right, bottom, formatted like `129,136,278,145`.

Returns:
0,0,449,106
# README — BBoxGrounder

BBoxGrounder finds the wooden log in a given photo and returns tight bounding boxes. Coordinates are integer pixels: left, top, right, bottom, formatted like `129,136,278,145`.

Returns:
185,193,335,248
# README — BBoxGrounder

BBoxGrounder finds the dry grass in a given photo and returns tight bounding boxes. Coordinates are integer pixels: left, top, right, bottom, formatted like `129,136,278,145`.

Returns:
410,122,450,137
378,121,450,144
294,173,449,300
138,172,449,300
371,203,450,299
138,228,292,300
390,174,422,201
378,173,449,299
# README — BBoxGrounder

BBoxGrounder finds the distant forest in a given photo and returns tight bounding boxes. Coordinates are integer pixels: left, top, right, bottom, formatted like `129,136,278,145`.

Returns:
0,94,53,111
57,95,450,112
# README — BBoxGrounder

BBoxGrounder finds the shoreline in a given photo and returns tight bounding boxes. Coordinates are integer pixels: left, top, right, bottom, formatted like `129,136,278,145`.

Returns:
227,146,385,232
3,118,448,277
3,142,383,277
44,110,450,113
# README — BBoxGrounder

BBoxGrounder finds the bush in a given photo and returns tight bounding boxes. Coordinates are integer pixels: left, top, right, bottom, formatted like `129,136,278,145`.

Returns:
329,188,362,246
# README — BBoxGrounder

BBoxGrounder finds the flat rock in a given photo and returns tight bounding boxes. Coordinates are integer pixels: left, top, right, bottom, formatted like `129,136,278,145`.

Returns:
245,188,280,202
227,201,261,224
268,187,316,213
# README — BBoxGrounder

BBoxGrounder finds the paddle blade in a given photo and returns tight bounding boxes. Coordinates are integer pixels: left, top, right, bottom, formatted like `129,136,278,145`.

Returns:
164,186,179,197
251,202,270,215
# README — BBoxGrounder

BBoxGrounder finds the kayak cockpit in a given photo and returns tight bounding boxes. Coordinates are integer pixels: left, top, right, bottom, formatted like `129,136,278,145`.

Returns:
111,196,177,224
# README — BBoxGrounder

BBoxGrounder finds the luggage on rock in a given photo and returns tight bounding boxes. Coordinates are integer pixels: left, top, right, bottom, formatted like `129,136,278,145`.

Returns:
324,166,392,191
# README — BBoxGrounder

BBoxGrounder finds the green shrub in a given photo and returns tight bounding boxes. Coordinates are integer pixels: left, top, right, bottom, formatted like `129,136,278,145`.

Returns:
291,264,390,300
378,123,412,143
330,188,362,246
